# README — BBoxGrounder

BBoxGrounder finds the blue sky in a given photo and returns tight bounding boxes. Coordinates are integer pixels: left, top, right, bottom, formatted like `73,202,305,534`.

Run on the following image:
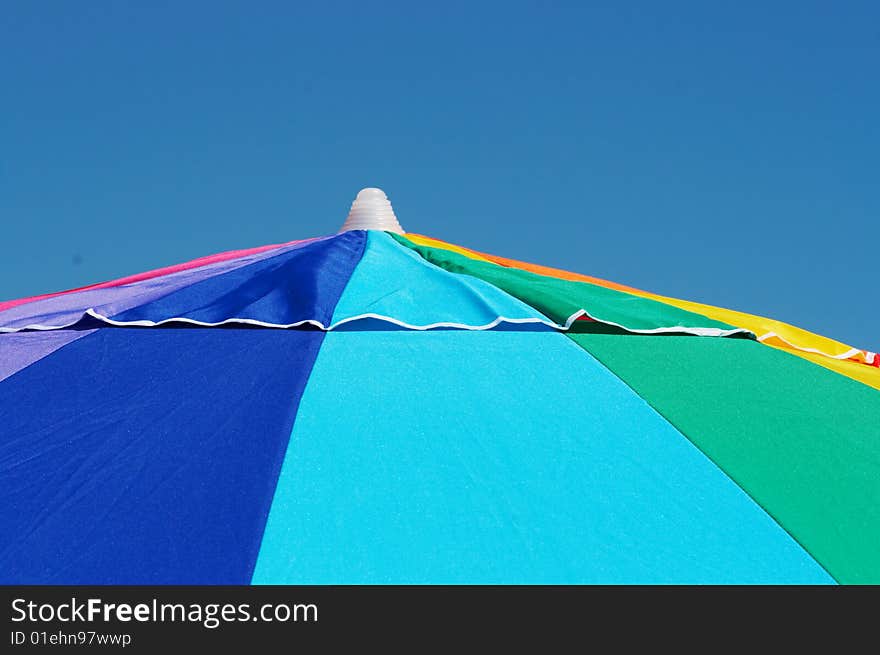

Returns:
2,2,877,349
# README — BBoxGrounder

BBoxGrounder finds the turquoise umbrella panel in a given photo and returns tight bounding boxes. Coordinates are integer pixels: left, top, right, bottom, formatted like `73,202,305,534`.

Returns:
254,330,831,584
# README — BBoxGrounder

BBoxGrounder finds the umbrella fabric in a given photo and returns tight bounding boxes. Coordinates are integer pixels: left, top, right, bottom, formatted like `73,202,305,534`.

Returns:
401,233,880,388
1,229,877,584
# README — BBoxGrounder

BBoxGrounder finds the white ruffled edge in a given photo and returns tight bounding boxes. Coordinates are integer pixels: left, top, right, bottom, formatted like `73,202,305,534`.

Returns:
757,331,877,364
0,307,751,337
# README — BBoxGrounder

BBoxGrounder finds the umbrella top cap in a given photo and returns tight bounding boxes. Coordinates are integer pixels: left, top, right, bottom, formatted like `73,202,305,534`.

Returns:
339,187,405,234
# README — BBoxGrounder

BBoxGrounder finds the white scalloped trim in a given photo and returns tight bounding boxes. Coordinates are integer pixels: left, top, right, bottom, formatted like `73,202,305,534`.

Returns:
0,307,752,337
757,331,875,363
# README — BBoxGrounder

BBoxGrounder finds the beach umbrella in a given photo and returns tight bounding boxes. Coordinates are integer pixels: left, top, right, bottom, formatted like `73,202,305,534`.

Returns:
1,188,878,585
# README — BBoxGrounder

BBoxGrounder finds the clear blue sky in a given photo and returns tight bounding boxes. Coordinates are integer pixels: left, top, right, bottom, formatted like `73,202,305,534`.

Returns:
2,2,877,349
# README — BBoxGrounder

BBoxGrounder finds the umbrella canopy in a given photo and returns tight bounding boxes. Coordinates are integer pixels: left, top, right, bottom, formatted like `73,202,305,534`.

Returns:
1,189,878,584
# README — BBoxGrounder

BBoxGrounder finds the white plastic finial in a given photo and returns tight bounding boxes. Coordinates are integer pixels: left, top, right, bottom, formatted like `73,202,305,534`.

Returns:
339,187,405,233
